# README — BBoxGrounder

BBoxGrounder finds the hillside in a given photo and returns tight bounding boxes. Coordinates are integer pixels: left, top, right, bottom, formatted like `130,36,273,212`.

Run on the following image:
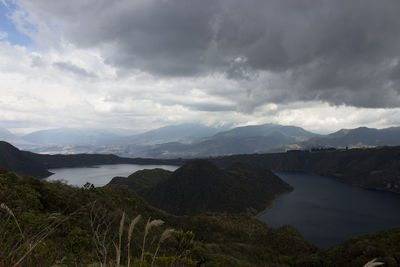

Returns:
110,168,172,193
0,167,318,266
212,146,400,194
0,141,52,177
111,159,293,216
1,168,399,266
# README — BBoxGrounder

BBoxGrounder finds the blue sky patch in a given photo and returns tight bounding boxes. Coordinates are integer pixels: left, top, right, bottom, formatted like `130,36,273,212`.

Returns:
0,1,35,47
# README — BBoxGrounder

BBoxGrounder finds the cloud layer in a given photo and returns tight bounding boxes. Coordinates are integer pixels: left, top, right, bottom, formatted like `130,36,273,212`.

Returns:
1,0,400,133
12,0,400,109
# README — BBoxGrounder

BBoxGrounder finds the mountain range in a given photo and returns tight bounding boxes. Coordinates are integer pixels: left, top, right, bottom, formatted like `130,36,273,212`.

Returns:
2,123,400,158
302,126,400,148
21,128,122,146
0,126,29,146
114,123,225,146
144,123,318,158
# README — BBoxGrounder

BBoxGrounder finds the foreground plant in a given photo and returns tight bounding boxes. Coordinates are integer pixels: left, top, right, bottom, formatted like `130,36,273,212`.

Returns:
127,214,141,267
364,258,384,267
1,202,88,266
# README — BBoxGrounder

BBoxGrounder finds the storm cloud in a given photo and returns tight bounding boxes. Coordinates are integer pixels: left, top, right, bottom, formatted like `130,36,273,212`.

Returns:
12,0,400,109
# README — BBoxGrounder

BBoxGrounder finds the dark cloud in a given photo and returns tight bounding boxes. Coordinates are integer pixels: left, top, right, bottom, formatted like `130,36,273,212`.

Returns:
53,61,97,78
390,61,400,80
17,0,400,108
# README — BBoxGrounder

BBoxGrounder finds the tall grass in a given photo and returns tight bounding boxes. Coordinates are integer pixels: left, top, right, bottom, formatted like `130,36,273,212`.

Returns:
363,258,384,267
1,202,89,266
114,212,125,267
140,218,164,266
127,214,141,267
1,202,183,266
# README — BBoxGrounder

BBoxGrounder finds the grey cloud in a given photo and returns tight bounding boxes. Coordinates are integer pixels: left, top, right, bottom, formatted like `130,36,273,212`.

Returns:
17,0,400,108
390,61,400,80
53,61,97,78
179,102,236,112
30,55,45,68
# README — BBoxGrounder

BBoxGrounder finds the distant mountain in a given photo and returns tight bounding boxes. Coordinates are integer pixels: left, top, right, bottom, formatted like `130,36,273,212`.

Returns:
0,141,52,177
111,159,292,215
22,128,122,146
16,123,319,157
141,123,318,158
0,126,30,146
19,123,400,159
211,123,316,140
20,124,225,155
0,126,16,140
302,126,400,148
117,123,225,146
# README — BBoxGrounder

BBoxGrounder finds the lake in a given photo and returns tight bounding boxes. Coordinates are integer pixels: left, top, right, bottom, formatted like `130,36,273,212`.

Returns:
259,172,400,249
47,164,179,187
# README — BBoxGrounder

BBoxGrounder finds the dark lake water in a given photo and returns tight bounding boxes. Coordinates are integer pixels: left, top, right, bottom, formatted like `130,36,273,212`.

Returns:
47,164,178,187
259,172,400,249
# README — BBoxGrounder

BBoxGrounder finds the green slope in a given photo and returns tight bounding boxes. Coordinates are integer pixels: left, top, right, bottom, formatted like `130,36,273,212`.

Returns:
0,167,316,266
1,168,399,266
110,159,292,216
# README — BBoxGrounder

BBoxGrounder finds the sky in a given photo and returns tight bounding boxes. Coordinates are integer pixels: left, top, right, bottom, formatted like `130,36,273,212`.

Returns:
1,0,400,135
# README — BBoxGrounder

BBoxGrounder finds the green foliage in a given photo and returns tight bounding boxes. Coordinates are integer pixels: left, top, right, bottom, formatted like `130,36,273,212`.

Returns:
1,167,399,266
171,230,195,259
324,228,400,267
83,181,96,191
115,160,292,216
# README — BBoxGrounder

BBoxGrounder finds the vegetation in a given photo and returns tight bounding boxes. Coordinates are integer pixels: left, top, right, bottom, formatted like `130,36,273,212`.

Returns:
0,167,194,266
111,160,292,216
324,228,400,267
110,168,173,194
0,167,315,266
1,167,399,266
2,139,400,195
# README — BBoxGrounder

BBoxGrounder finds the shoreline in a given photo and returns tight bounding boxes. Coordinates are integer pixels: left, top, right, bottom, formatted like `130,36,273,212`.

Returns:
255,187,294,217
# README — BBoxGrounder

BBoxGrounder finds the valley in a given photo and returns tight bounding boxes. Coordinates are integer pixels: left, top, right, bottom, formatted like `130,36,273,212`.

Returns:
1,123,400,266
2,1,400,265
